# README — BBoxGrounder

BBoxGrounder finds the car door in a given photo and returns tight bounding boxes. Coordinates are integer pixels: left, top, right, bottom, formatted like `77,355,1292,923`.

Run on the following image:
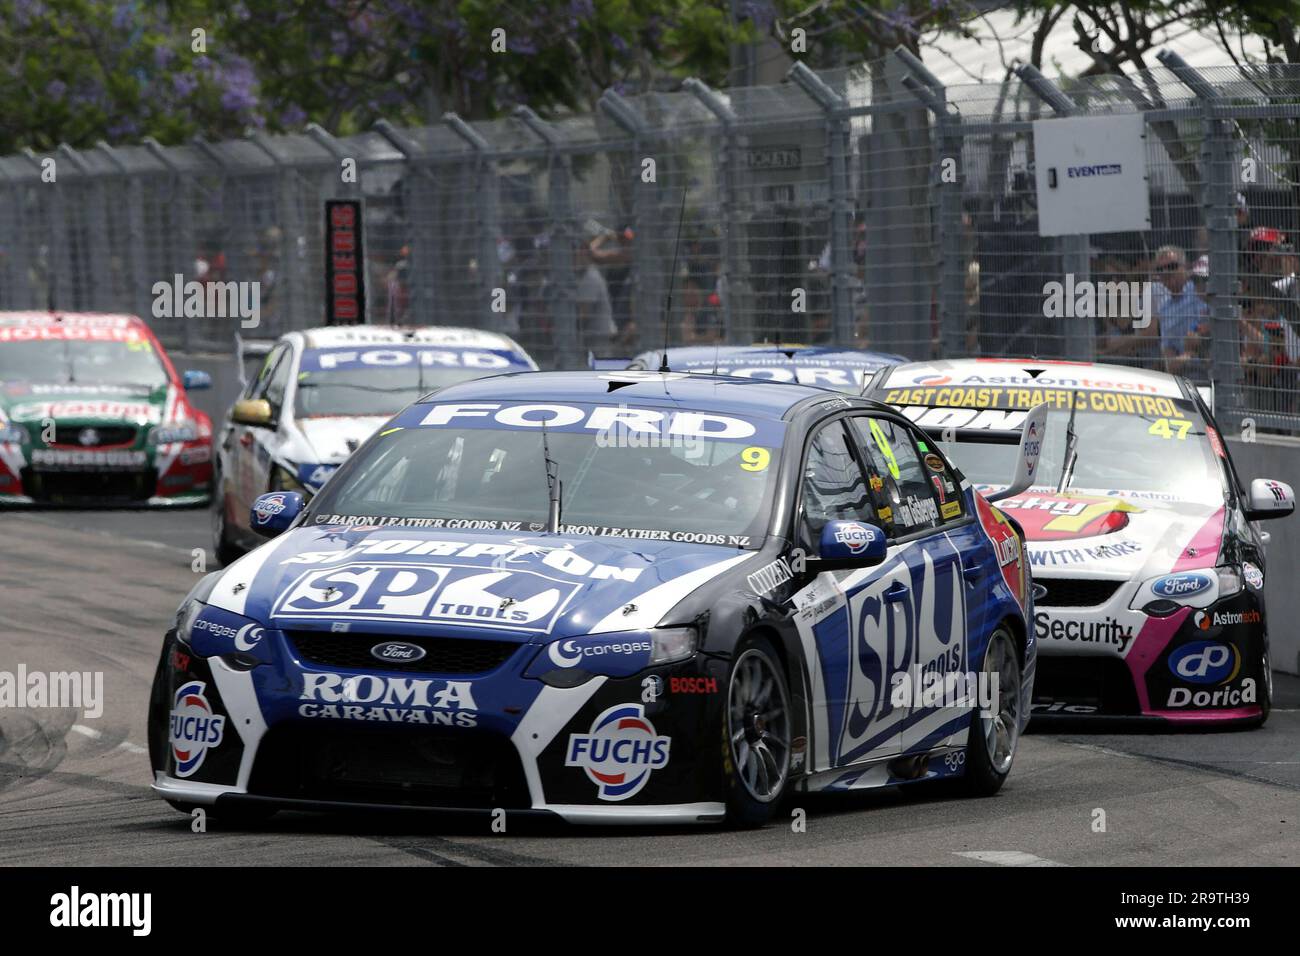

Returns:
847,415,973,756
793,417,909,772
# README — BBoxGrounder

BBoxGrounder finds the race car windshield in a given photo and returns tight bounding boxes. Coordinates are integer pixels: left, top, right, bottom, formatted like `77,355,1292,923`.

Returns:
307,403,783,547
295,367,494,418
0,338,168,388
933,399,1225,499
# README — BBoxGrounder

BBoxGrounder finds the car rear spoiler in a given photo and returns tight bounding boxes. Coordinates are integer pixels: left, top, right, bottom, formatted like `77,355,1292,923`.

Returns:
587,352,632,371
235,333,276,389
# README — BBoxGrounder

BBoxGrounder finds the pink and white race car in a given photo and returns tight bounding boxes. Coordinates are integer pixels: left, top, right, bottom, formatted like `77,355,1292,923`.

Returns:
869,358,1294,727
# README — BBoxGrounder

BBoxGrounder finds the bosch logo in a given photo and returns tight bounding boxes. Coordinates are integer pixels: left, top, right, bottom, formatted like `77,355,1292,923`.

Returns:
1152,573,1213,598
565,703,672,801
370,641,426,663
1169,641,1239,684
833,522,875,555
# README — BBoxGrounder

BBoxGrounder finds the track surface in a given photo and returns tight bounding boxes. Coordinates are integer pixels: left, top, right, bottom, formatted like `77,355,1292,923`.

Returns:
2,508,1298,866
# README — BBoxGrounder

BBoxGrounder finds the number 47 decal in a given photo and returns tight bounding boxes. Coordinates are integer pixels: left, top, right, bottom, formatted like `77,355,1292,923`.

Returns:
1148,418,1191,440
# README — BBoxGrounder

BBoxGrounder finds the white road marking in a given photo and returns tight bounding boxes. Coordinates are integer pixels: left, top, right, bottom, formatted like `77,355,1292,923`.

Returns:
955,850,1068,867
72,724,147,754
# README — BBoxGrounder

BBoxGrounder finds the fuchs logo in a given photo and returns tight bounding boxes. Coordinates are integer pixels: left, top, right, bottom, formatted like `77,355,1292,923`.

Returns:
253,493,288,525
168,681,225,778
371,641,426,663
1169,641,1239,685
1152,572,1214,598
273,564,581,633
833,522,875,554
565,703,671,801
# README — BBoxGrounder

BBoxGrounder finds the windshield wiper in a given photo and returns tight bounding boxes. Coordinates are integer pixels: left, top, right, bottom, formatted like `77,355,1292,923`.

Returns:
542,420,562,533
1056,389,1080,493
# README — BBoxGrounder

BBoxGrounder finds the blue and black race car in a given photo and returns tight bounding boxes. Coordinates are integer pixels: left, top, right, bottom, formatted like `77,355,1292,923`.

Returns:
606,344,908,393
149,369,1042,826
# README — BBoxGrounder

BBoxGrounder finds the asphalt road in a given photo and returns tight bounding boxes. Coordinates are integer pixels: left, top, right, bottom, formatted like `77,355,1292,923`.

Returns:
2,507,1298,866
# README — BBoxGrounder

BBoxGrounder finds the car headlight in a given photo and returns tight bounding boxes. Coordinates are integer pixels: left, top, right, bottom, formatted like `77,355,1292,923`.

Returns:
649,626,698,665
0,424,27,444
152,425,199,444
1216,565,1242,599
175,599,204,647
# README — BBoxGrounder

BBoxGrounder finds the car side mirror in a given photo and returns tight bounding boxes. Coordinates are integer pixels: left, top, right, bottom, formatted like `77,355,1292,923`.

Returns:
231,398,274,427
250,491,303,538
1245,477,1295,521
182,369,212,391
806,520,888,573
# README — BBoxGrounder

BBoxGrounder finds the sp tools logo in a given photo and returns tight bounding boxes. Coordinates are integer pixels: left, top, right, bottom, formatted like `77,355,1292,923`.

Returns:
168,681,225,777
565,704,671,801
1168,641,1240,685
273,563,581,633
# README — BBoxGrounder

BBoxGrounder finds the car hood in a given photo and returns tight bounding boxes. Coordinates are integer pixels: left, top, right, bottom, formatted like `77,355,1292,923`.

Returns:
992,487,1226,580
294,415,391,464
203,524,752,642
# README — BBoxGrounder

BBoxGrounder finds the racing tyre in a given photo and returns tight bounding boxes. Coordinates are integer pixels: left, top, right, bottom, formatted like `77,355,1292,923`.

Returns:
960,626,1022,797
722,636,793,827
1246,647,1272,729
212,486,243,568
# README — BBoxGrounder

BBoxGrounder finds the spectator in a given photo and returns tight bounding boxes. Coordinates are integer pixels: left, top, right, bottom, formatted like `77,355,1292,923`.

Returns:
1152,245,1209,380
1097,256,1159,368
574,247,617,353
1241,290,1300,414
588,225,634,333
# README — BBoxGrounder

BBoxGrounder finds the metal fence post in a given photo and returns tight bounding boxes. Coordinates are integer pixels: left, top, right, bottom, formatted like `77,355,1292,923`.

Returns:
683,77,750,344
443,113,503,333
56,144,109,312
1015,64,1095,363
788,63,854,347
95,142,150,322
143,137,195,351
1158,50,1242,422
597,89,662,358
0,164,37,310
514,105,579,369
248,130,309,339
374,119,438,327
896,48,965,360
25,148,71,312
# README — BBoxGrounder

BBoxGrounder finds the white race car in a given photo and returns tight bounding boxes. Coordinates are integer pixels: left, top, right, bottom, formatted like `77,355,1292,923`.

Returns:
869,358,1295,727
212,325,536,564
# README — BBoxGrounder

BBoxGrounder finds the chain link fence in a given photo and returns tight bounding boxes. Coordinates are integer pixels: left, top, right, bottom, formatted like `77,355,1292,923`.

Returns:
2,54,1300,432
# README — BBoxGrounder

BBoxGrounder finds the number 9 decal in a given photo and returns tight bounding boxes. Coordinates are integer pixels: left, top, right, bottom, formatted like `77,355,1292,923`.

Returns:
740,446,770,472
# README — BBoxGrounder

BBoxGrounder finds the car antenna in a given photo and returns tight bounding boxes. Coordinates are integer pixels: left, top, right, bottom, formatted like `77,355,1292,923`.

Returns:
542,419,562,533
659,185,688,374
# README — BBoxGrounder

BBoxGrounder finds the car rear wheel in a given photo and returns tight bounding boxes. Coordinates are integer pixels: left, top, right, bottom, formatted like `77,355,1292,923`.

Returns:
723,636,793,827
960,626,1022,797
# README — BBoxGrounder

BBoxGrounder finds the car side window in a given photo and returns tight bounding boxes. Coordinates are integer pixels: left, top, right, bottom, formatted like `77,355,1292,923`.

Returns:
245,345,285,401
849,416,942,537
262,348,294,418
800,420,875,547
916,439,965,523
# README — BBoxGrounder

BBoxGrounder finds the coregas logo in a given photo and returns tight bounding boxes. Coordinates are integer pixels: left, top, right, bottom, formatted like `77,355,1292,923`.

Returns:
565,703,671,800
